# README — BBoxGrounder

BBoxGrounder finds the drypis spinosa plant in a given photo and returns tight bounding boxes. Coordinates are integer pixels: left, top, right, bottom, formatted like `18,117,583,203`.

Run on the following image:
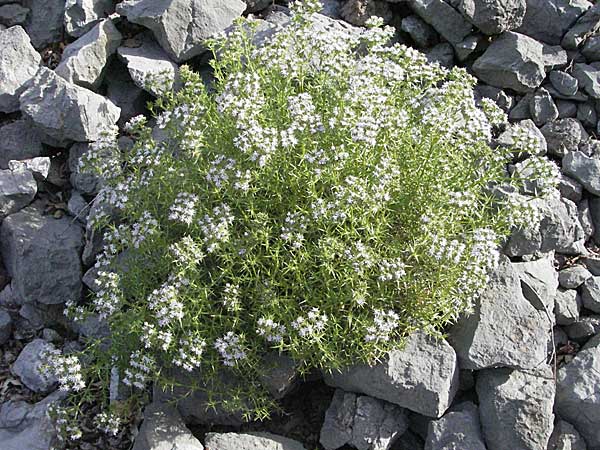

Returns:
48,0,559,438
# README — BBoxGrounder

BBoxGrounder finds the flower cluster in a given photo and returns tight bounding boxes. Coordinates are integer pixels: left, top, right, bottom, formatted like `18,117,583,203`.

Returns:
122,351,155,390
39,348,85,392
173,336,207,371
198,203,235,253
168,192,199,225
95,411,121,436
365,309,400,343
257,317,287,343
214,332,247,366
291,308,329,338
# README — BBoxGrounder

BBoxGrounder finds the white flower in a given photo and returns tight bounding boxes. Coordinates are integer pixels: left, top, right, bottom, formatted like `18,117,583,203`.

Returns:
214,332,247,366
168,192,199,225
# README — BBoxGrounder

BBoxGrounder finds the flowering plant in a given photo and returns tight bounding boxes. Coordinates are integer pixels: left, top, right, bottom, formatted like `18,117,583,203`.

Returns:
47,0,558,439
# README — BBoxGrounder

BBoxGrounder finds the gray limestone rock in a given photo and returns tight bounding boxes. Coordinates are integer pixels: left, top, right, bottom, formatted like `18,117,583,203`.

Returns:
0,26,41,113
259,353,297,400
205,432,305,450
581,275,600,313
340,0,392,26
0,391,64,450
0,120,44,169
542,45,569,71
472,31,545,93
0,166,36,218
541,119,587,157
475,85,515,112
572,63,600,99
564,315,600,341
554,288,581,325
454,34,484,61
9,157,51,180
448,256,551,370
558,265,592,288
582,35,600,61
55,19,122,90
556,100,578,118
105,59,150,127
0,309,12,345
64,0,115,38
0,206,84,305
22,0,65,48
558,174,583,203
562,2,600,50
408,0,472,43
530,88,559,126
426,43,455,69
68,142,105,195
516,0,591,46
548,420,588,450
132,402,204,450
512,253,558,313
0,4,29,27
477,366,555,450
116,0,246,62
556,334,600,448
578,198,595,240
117,34,180,97
549,71,579,97
11,339,57,393
424,402,486,450
591,196,600,243
400,15,438,48
324,330,459,418
67,190,89,223
504,195,586,256
320,389,408,450
495,119,547,155
562,150,600,195
577,101,597,128
19,67,120,145
458,0,526,35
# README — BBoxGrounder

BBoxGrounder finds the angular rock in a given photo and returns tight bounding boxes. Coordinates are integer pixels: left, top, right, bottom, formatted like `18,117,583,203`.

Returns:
8,157,51,179
549,71,579,97
548,420,588,450
558,264,592,288
408,0,472,44
581,275,600,313
340,0,392,26
426,43,455,69
205,432,305,450
22,0,65,48
572,63,600,99
577,101,597,128
116,0,246,62
0,309,12,345
400,15,438,48
0,26,41,113
244,0,272,14
558,174,583,202
449,256,551,370
0,205,84,305
0,391,64,450
516,0,591,46
117,34,179,97
454,34,484,61
530,88,559,126
562,151,600,195
105,60,150,127
562,2,600,50
55,19,122,90
320,389,408,450
512,253,558,313
542,45,569,71
64,0,115,38
424,402,486,450
0,4,29,27
132,402,204,450
541,119,587,157
0,120,44,169
12,339,57,393
68,143,103,196
556,334,600,448
504,195,586,256
582,35,600,61
495,119,547,155
68,190,89,223
477,366,555,450
564,315,600,341
578,198,595,240
0,166,36,218
592,197,600,243
458,0,525,35
19,67,120,145
554,288,581,325
475,85,514,112
472,31,545,93
259,353,297,400
324,330,458,418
